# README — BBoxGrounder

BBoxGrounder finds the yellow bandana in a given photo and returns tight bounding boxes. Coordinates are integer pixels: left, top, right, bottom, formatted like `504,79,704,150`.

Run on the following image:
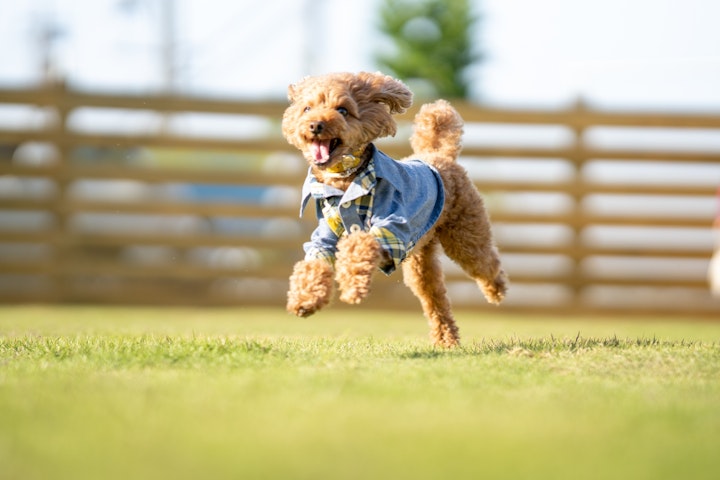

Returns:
324,148,366,177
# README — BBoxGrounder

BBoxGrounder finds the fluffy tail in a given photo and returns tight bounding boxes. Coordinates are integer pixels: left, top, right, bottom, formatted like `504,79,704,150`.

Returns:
409,99,464,162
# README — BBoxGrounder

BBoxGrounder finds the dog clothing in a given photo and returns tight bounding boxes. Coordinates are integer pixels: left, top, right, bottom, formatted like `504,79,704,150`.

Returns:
299,144,445,274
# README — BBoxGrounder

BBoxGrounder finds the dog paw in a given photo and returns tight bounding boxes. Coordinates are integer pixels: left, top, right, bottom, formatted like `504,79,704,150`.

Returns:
438,335,460,349
287,301,320,318
337,266,374,304
429,321,461,348
338,281,371,305
287,291,325,317
286,259,334,317
481,270,508,305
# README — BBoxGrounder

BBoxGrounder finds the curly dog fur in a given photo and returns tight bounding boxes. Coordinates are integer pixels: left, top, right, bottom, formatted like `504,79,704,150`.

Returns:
282,71,507,347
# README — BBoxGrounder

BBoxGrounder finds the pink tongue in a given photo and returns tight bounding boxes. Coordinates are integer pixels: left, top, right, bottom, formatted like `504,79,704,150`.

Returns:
311,140,331,163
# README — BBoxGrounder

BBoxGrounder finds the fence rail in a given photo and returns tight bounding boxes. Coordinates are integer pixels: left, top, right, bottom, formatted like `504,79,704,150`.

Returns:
1,83,719,316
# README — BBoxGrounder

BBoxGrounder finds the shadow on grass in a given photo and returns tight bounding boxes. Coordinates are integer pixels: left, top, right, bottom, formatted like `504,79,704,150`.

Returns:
397,334,706,359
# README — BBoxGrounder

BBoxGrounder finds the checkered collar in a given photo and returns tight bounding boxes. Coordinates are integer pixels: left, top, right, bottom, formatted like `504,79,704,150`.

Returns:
300,151,377,217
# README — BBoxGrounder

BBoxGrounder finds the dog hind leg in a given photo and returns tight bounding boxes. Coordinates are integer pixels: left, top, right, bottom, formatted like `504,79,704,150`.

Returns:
438,211,507,305
402,239,460,348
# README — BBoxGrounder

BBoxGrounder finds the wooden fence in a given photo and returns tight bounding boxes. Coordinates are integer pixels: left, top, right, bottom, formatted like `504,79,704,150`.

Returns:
1,82,719,316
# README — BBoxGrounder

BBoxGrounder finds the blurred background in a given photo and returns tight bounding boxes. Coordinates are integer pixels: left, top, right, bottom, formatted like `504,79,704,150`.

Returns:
1,0,719,316
4,0,720,107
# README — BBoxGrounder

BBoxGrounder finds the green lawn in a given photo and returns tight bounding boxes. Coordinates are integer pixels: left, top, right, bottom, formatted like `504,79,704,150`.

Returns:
1,306,719,480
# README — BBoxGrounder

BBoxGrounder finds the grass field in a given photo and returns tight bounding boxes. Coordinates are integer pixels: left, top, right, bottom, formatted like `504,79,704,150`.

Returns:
1,305,719,480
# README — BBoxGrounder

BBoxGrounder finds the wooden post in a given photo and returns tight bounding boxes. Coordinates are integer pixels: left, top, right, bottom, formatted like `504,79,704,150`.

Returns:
48,80,72,303
567,98,589,310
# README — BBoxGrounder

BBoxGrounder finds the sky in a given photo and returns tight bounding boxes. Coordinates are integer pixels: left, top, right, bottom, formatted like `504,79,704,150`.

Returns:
1,0,720,110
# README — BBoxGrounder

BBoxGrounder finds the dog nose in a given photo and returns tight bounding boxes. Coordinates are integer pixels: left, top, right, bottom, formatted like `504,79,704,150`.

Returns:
309,121,324,135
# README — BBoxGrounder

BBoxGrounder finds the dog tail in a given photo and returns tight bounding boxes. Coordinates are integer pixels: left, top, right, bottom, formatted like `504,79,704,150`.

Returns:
409,99,464,163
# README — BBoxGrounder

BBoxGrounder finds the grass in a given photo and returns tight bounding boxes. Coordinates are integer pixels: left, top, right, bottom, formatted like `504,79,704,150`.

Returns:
1,306,719,480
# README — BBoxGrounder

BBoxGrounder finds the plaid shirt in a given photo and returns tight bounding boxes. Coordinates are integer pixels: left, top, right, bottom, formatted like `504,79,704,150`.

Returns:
299,145,445,275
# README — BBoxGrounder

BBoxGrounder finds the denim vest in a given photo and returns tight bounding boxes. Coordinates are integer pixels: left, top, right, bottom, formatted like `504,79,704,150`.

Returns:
299,145,445,274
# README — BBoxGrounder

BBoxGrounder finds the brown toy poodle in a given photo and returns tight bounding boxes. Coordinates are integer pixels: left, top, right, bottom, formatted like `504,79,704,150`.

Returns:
282,71,507,347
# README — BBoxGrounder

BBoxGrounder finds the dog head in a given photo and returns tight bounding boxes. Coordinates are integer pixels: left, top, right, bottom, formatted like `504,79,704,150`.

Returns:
282,72,413,176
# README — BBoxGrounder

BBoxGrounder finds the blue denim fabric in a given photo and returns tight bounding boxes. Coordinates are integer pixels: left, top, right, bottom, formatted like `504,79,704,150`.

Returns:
299,144,445,274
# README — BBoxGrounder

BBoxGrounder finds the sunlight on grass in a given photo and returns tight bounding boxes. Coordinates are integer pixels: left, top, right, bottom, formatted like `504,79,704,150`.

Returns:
1,306,719,480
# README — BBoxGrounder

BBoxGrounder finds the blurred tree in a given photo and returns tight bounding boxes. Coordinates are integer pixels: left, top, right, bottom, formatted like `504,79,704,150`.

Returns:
376,0,480,99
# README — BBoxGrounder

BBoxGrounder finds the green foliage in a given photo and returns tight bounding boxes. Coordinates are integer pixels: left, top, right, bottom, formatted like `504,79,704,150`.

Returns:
1,307,720,480
376,0,480,99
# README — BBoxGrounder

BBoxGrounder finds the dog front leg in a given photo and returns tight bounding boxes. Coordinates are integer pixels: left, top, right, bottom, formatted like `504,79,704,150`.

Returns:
287,259,334,317
335,231,384,304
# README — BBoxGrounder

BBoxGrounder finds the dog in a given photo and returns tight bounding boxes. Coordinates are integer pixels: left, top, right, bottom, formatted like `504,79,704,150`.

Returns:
281,71,507,347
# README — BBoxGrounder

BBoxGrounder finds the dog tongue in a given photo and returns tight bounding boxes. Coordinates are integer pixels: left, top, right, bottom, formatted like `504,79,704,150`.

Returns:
311,140,331,163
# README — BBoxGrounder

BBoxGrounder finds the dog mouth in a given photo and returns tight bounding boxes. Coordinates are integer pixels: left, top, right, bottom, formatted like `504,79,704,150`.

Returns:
310,138,342,166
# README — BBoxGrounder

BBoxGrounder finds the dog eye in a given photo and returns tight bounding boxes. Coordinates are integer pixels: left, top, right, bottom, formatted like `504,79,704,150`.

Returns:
303,106,311,113
336,107,348,117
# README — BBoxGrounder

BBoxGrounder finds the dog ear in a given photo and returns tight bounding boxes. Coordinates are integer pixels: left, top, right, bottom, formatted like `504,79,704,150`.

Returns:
359,72,413,114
